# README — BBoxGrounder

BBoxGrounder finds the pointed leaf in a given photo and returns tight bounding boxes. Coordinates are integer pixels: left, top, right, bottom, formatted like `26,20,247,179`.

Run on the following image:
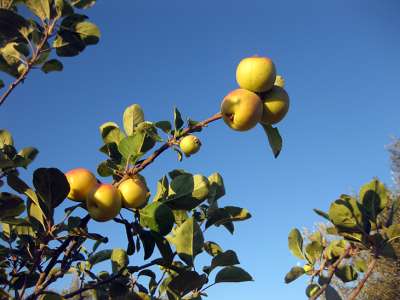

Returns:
215,266,253,283
204,250,240,274
140,202,174,236
262,124,282,158
41,59,63,73
284,266,305,283
204,241,223,257
173,108,184,131
288,228,305,260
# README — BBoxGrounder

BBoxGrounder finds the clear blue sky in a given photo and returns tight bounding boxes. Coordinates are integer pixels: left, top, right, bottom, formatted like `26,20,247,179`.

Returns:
2,0,400,298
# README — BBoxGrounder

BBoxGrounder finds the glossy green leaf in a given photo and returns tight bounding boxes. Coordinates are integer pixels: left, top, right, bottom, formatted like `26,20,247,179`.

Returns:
140,202,174,236
173,107,184,131
0,129,13,147
41,59,63,73
23,0,51,20
166,174,209,210
360,178,388,221
215,266,253,283
325,240,348,260
153,176,169,202
305,241,323,265
169,217,204,266
328,195,364,231
207,172,225,203
155,120,172,134
204,241,223,257
118,134,145,163
288,228,305,260
262,124,282,158
334,264,358,283
123,104,145,136
111,248,129,273
284,266,305,283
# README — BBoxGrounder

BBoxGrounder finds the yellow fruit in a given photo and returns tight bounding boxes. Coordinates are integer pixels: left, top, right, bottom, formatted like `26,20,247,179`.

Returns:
118,177,148,209
65,168,98,202
221,88,263,131
260,86,290,125
86,184,122,222
236,56,276,92
274,75,285,88
179,135,201,156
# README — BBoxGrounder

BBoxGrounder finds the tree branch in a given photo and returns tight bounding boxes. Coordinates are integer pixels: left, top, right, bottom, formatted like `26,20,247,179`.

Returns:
347,257,377,300
116,112,222,186
309,247,351,300
0,21,56,106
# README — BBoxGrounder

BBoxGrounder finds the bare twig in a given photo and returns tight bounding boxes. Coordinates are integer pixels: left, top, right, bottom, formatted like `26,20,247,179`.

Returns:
347,257,378,300
309,247,351,300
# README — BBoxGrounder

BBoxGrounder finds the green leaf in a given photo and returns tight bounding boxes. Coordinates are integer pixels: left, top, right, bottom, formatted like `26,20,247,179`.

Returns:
118,134,145,163
215,266,253,283
13,147,39,168
328,195,364,231
100,124,125,145
306,284,320,298
305,241,323,265
204,250,240,274
155,121,172,134
313,208,330,221
111,248,129,273
205,206,251,229
88,249,112,267
207,172,225,203
169,217,204,266
151,231,174,264
386,223,400,242
71,0,96,9
174,107,184,131
204,241,223,257
0,129,13,147
360,178,388,221
33,168,70,209
262,124,282,158
0,193,25,219
284,266,305,283
70,19,100,45
6,174,40,207
334,264,358,283
53,0,74,18
23,0,51,20
166,174,209,210
353,258,367,273
168,271,207,297
138,229,155,260
153,176,169,202
325,240,348,260
41,59,63,73
140,202,174,236
0,9,30,44
123,104,145,136
288,228,305,260
97,160,114,177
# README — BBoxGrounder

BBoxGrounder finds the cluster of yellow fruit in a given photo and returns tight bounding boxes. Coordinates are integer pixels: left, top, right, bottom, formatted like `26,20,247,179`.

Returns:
221,55,290,131
65,168,149,222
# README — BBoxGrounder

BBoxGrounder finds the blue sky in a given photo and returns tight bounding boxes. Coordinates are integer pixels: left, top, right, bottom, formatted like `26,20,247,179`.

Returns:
1,0,400,298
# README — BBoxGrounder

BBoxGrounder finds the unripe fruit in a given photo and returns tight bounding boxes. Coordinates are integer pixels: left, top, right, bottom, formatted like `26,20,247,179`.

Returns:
118,177,148,209
221,88,263,131
259,86,290,125
274,75,285,88
179,135,201,156
65,168,98,202
236,56,276,93
86,184,122,222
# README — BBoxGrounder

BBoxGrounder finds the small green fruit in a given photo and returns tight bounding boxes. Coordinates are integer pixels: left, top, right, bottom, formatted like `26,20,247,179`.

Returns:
179,135,201,156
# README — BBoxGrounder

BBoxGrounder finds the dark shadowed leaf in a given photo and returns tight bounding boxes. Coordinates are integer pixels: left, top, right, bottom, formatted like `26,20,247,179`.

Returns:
334,265,358,283
204,250,240,274
174,107,184,131
140,202,174,236
88,249,112,267
204,241,223,257
325,285,343,300
41,59,63,73
33,168,70,208
139,230,156,260
262,124,282,158
168,271,207,297
13,147,39,168
215,266,253,283
0,193,24,219
360,178,388,221
155,121,172,134
284,266,305,283
151,232,174,264
313,208,330,221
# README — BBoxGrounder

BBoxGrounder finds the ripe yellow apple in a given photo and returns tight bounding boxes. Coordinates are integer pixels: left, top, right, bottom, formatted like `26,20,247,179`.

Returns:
65,168,98,202
221,88,263,131
118,177,149,209
259,86,290,125
179,135,201,156
86,184,122,222
236,56,276,93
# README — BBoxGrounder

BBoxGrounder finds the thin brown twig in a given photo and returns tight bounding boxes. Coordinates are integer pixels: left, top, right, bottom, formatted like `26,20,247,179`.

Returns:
309,247,351,300
347,257,377,300
115,112,222,187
